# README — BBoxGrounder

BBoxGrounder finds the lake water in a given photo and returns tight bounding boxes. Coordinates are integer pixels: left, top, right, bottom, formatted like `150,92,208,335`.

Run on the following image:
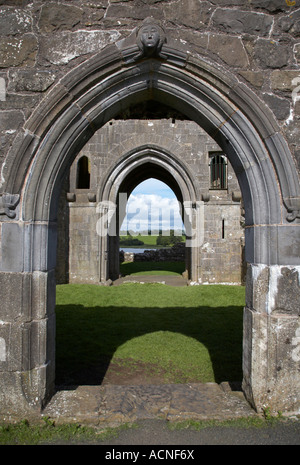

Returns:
120,248,158,253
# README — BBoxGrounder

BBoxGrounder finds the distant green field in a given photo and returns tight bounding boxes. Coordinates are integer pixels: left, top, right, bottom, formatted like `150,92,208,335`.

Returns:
139,235,159,245
120,235,185,247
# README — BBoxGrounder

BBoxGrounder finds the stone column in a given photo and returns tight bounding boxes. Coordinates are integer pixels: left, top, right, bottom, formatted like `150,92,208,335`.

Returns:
96,201,117,284
243,264,300,415
0,216,57,417
184,201,204,282
0,270,56,418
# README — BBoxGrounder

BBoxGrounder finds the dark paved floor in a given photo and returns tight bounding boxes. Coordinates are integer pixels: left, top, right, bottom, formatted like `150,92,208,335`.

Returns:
44,381,258,427
43,383,300,445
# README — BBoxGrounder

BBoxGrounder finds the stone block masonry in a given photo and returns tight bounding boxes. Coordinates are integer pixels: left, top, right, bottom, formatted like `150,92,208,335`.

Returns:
0,1,299,174
62,119,244,285
0,2,299,420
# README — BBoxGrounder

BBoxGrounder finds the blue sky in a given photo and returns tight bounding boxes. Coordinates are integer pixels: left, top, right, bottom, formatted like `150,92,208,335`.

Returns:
132,178,176,199
121,178,184,233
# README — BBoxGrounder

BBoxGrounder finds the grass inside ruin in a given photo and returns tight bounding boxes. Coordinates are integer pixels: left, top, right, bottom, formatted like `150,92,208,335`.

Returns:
55,283,245,387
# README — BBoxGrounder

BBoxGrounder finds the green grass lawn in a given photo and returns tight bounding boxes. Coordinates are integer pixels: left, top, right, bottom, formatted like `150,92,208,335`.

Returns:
55,283,245,386
133,235,159,245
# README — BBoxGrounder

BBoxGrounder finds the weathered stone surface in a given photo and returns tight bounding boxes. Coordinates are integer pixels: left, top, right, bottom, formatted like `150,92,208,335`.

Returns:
0,93,41,115
245,0,291,12
212,8,273,36
238,70,264,89
0,109,24,131
284,115,300,146
278,9,300,36
209,0,290,10
274,267,300,315
0,272,31,321
262,93,291,121
8,69,56,92
246,264,300,315
209,0,250,5
38,2,83,33
175,29,208,55
164,0,212,30
0,0,31,5
253,39,291,68
0,34,38,67
292,42,300,65
0,4,299,421
39,30,121,65
44,383,257,426
270,70,300,92
0,372,42,420
208,34,249,67
0,110,24,161
211,0,290,13
105,2,162,24
243,307,300,414
0,7,32,35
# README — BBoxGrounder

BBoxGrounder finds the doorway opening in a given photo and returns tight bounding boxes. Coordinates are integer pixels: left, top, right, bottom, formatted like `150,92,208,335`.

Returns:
119,178,186,279
55,282,244,388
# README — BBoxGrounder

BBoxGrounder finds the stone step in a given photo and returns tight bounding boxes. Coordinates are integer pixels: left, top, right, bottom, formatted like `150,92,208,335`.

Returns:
43,382,257,427
112,275,188,287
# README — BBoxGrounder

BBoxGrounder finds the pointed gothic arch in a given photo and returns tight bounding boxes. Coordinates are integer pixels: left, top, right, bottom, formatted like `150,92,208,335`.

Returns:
0,33,299,417
97,145,200,283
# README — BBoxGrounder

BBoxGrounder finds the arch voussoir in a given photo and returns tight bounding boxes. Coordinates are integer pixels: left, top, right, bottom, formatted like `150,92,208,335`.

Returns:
0,38,299,417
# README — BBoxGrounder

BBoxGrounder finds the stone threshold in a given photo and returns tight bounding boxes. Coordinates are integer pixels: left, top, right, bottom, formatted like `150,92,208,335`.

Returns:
43,382,257,427
112,275,188,286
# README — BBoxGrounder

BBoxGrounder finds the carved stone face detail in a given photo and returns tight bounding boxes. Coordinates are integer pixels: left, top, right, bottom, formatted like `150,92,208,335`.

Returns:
127,18,167,63
140,25,160,50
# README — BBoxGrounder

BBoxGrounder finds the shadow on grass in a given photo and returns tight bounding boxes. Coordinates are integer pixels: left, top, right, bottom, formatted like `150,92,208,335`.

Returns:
120,260,186,276
55,301,243,388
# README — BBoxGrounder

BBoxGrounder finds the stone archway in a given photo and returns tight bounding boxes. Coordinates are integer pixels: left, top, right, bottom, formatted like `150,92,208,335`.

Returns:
0,27,299,417
97,145,201,283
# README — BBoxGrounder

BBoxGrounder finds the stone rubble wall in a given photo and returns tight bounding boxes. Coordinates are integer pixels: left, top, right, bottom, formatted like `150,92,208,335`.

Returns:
0,0,299,180
120,242,186,263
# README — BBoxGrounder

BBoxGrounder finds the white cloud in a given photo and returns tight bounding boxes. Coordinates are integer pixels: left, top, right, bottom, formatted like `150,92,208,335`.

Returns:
133,179,175,199
122,193,184,233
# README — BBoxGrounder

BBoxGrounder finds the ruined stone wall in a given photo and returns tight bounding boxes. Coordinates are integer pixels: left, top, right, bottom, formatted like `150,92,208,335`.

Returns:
1,1,298,284
0,1,299,417
60,119,243,284
71,119,240,194
0,0,299,182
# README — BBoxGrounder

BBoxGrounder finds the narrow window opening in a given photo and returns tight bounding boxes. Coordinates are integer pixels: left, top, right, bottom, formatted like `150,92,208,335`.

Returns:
210,153,227,190
77,156,90,189
222,218,225,239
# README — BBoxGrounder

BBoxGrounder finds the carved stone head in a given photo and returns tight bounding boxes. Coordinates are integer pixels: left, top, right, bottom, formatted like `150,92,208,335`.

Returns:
135,17,166,59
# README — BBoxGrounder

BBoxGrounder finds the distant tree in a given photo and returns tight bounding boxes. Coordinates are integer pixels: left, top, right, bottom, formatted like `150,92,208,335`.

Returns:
156,235,171,246
119,234,144,246
156,230,183,247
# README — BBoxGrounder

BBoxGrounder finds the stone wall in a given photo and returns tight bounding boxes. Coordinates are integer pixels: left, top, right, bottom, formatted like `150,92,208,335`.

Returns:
70,119,240,193
0,1,299,417
0,0,299,180
61,118,244,284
